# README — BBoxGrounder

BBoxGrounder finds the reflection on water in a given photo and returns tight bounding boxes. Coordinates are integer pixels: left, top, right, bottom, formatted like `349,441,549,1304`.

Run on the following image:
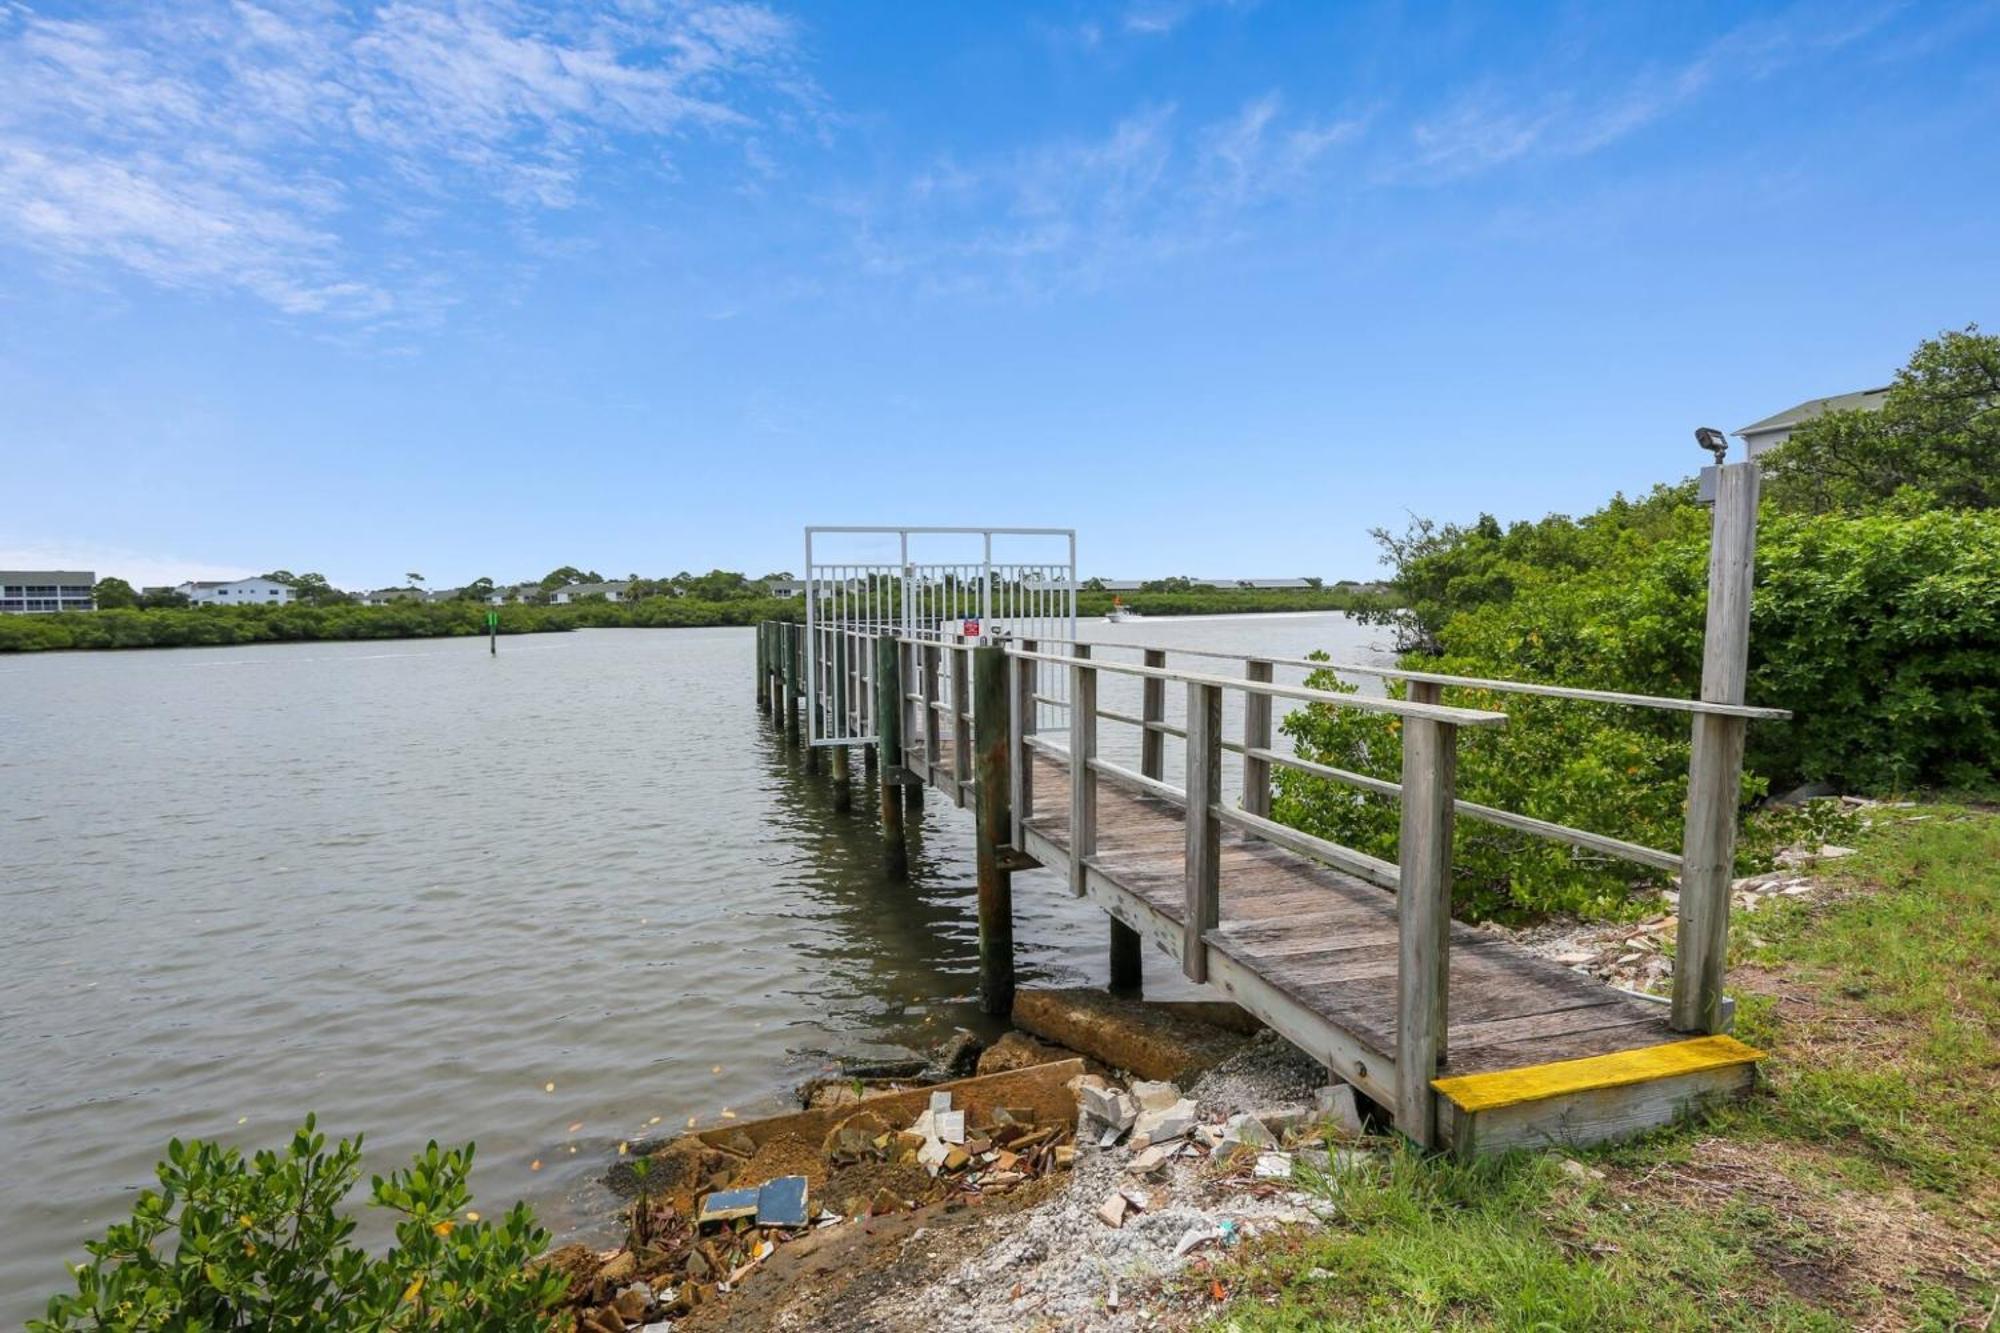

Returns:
0,613,1391,1319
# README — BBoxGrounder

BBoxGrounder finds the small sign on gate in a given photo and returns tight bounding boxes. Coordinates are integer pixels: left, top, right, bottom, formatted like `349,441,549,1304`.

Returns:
961,618,982,639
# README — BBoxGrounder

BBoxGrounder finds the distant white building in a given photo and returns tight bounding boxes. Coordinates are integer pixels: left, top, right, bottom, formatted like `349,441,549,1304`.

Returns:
763,579,804,598
176,577,296,607
548,580,631,604
1736,385,1891,458
356,588,424,606
0,570,95,614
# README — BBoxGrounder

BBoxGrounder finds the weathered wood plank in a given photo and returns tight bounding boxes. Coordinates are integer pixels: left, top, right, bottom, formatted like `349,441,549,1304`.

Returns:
1182,681,1222,983
1675,460,1760,1034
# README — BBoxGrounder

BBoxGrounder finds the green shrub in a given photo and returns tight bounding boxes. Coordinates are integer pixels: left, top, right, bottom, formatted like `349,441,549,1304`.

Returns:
32,1117,565,1331
1277,499,2000,918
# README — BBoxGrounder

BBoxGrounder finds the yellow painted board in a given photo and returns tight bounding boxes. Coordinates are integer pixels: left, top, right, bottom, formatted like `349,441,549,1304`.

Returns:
1431,1035,1764,1113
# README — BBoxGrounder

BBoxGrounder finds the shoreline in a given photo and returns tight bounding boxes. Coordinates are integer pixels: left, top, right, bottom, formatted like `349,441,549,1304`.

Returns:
0,597,1393,654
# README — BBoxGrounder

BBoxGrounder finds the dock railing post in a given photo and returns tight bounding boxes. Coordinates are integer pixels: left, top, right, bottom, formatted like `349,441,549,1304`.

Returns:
902,641,925,816
1394,686,1458,1149
1139,649,1166,779
1009,640,1036,847
802,625,821,774
1243,659,1273,818
1182,681,1223,983
831,631,852,811
922,643,942,788
973,644,1015,1015
1674,460,1761,1034
1068,645,1097,896
874,634,907,877
951,645,972,809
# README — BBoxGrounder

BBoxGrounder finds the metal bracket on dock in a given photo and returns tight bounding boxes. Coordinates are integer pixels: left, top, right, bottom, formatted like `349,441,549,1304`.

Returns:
992,846,1041,873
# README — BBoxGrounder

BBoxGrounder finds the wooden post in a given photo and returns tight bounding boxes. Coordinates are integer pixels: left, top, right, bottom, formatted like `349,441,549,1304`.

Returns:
1140,649,1166,779
782,623,800,742
921,643,942,788
951,646,972,809
1068,645,1097,896
1674,461,1761,1034
802,627,821,774
769,625,785,731
831,632,851,811
903,640,925,816
1393,697,1458,1149
1009,640,1036,846
1242,658,1273,818
973,645,1015,1016
756,623,770,712
874,634,907,877
1182,681,1223,983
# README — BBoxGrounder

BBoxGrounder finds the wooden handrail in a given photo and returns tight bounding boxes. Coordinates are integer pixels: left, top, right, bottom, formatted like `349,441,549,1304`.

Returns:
1004,647,1507,727
1018,636,1789,721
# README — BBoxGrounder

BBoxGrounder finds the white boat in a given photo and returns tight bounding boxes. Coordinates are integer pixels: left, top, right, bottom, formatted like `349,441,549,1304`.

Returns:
1106,598,1142,623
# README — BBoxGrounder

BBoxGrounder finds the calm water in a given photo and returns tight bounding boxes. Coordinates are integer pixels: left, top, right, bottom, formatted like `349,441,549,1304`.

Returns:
0,613,1389,1318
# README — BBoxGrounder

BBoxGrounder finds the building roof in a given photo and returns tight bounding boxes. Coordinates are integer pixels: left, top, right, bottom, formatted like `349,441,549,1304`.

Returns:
1243,578,1312,589
1,570,94,581
1736,386,1891,438
560,581,631,596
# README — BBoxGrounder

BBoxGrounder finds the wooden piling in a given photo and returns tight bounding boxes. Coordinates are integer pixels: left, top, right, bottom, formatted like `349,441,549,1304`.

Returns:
903,639,925,816
1674,461,1761,1035
756,621,769,709
973,644,1015,1016
1182,681,1223,983
874,634,907,877
831,632,851,810
782,623,800,742
1393,687,1458,1148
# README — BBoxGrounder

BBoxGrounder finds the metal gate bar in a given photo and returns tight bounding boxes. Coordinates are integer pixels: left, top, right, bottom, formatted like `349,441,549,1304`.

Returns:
804,527,1076,748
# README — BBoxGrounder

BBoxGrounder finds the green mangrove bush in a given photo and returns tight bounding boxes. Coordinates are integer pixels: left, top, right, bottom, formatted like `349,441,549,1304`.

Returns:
33,1117,565,1331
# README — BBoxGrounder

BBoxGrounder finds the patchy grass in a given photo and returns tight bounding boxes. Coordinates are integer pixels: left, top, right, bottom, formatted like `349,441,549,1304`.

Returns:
1204,806,1999,1331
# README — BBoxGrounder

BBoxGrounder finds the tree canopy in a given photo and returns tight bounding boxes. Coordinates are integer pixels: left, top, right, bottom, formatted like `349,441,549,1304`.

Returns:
1763,325,1999,512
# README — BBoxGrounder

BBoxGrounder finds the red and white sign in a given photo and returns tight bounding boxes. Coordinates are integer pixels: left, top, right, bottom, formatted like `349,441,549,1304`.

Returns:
961,618,982,638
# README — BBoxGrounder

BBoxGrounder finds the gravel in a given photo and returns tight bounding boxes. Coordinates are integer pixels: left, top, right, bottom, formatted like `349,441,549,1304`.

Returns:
851,1032,1337,1332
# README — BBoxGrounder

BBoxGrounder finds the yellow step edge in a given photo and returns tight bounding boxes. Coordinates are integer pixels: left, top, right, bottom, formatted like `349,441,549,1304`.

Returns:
1431,1034,1765,1113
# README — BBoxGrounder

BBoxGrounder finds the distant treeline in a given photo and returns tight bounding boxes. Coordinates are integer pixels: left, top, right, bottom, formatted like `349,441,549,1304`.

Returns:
1076,585,1393,618
0,598,805,653
1,585,1394,653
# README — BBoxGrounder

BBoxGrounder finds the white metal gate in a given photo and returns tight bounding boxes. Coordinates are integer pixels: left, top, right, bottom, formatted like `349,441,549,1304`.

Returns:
804,526,1077,747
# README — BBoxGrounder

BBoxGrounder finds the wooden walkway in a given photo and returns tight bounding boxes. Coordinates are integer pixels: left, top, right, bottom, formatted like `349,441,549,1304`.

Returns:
758,481,1787,1153
911,735,1761,1154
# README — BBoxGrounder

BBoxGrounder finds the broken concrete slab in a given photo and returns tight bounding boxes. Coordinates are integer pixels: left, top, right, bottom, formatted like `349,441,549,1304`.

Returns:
1013,989,1252,1085
1097,1193,1129,1228
1315,1084,1365,1137
1131,1098,1196,1146
975,1030,1070,1076
1222,1113,1276,1149
1129,1079,1182,1113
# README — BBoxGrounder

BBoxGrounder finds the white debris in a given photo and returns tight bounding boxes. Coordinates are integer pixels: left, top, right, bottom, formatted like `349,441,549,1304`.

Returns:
1131,1098,1197,1146
1315,1083,1365,1137
1129,1080,1182,1113
1253,1152,1294,1179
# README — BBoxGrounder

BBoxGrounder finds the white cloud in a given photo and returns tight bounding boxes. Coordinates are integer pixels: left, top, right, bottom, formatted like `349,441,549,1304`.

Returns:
1395,3,1898,184
0,1,813,322
848,94,1366,295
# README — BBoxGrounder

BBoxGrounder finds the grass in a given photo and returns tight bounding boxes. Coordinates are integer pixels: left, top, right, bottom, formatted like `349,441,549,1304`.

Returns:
1200,804,1999,1331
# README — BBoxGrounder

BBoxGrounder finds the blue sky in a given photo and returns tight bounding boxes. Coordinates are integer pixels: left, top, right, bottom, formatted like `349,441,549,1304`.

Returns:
2,0,1995,589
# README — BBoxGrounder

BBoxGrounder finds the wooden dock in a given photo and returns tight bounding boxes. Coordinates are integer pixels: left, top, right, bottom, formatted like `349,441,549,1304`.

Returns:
757,467,1787,1154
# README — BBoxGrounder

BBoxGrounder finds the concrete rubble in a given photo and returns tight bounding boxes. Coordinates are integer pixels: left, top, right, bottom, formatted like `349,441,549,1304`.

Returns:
849,1031,1377,1331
